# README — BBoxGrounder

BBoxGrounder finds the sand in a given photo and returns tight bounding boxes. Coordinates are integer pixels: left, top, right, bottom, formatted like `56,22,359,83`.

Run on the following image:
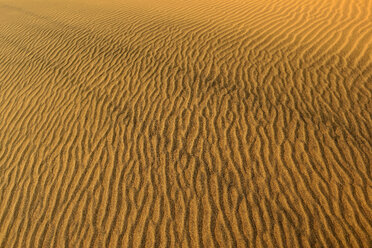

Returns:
0,0,371,247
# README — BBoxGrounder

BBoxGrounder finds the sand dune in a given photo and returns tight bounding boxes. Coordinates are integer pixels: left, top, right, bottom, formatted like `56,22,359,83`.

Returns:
0,0,371,247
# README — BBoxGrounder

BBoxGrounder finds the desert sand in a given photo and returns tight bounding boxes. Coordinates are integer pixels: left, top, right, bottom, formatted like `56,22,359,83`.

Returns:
0,0,371,247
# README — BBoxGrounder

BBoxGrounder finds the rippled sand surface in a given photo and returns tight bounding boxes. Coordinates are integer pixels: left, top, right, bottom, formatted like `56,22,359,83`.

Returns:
0,0,371,247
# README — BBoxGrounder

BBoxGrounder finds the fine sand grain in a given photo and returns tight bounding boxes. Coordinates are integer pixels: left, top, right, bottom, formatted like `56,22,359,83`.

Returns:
0,0,371,247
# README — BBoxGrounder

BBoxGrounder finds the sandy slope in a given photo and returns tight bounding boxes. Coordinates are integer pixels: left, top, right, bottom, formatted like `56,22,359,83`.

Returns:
0,0,371,247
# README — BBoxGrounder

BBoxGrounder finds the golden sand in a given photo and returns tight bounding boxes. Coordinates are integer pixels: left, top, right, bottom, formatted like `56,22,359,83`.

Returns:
0,0,371,247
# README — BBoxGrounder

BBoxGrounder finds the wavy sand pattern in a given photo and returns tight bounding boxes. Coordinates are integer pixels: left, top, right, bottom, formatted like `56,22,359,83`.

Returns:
0,0,371,247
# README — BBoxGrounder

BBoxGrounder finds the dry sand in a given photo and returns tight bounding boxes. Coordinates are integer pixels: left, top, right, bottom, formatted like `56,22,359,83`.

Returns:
0,0,371,247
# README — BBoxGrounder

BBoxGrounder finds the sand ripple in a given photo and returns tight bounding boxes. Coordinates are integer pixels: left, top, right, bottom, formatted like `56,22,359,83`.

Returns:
0,0,371,247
